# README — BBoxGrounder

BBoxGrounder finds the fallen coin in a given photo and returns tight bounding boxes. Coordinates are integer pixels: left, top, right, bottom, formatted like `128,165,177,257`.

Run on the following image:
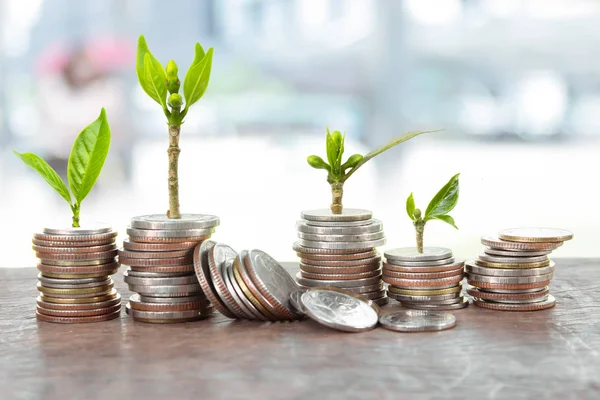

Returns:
208,243,250,319
232,254,277,321
379,310,456,332
221,258,259,320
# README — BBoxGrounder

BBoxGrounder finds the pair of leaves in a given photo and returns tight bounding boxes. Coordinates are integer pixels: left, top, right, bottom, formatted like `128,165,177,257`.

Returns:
406,173,460,229
14,108,111,208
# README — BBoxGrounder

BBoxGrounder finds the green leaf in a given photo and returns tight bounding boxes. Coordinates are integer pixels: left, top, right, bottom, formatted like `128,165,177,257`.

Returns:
335,132,345,174
192,42,206,66
431,214,458,229
307,155,330,171
424,173,460,219
325,128,337,168
406,193,416,221
143,53,168,108
67,108,111,204
136,35,167,107
13,151,72,204
183,47,214,110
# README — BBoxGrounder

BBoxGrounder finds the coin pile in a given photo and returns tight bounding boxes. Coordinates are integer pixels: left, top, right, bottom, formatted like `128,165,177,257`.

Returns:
33,224,121,323
383,247,468,310
194,241,301,321
467,228,573,311
293,209,388,306
119,214,219,323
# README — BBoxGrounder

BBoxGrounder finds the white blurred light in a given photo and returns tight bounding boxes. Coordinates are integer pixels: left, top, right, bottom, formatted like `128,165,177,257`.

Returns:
1,0,43,58
405,0,461,25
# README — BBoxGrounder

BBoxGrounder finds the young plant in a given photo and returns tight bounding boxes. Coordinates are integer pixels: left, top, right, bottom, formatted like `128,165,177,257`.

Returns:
406,173,460,253
307,128,439,214
14,108,111,228
136,35,213,219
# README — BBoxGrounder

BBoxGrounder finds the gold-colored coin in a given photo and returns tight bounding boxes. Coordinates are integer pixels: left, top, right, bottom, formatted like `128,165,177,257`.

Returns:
36,282,113,295
40,270,118,279
232,259,277,320
40,289,118,304
475,259,550,269
388,283,462,296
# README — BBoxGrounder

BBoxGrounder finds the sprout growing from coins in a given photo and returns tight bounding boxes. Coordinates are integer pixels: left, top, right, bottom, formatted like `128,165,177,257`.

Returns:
406,173,460,253
13,108,111,228
307,128,438,214
136,35,213,220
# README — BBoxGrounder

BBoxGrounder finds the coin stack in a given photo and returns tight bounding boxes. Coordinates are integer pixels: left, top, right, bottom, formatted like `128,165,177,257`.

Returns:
383,247,468,310
119,214,219,323
293,209,388,306
33,224,121,323
194,240,301,321
467,228,573,311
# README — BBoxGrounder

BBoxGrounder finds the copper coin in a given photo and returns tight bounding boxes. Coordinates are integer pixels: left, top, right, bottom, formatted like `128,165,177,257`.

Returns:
118,256,192,267
37,281,113,295
39,270,118,279
36,309,121,324
36,294,122,310
299,263,381,275
383,260,465,273
35,250,118,261
473,295,556,311
295,272,382,288
223,260,267,321
382,266,464,280
38,258,116,267
122,238,200,251
40,289,118,304
481,235,562,251
118,249,192,259
33,231,117,242
388,284,462,296
32,238,116,248
383,274,463,288
39,289,114,300
499,228,573,243
208,244,250,319
475,259,550,269
293,242,374,255
299,256,381,267
129,264,195,273
296,250,378,261
37,303,122,317
232,256,277,320
32,243,117,254
467,287,550,302
125,303,212,322
467,280,550,291
300,268,382,281
128,294,210,312
37,262,120,275
128,235,209,244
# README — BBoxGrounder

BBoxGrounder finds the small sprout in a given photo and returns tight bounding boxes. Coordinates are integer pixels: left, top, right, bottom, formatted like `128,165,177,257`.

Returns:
168,93,183,108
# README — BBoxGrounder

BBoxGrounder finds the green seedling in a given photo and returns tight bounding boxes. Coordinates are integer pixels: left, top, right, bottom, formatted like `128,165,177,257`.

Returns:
406,173,460,253
136,35,213,219
14,108,111,227
307,128,439,214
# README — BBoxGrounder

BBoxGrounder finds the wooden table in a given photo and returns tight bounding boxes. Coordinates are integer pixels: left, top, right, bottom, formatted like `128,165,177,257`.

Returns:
1,259,599,399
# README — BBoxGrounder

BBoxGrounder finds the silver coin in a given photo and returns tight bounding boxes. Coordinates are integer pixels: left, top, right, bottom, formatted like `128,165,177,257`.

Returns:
224,259,268,321
385,257,455,267
123,270,198,286
126,227,214,238
301,208,372,223
475,296,550,305
359,289,387,300
300,288,379,332
293,242,374,255
221,258,258,320
43,223,112,235
130,214,220,230
289,290,306,315
39,258,116,267
118,249,192,259
298,238,386,250
379,310,456,332
477,254,549,264
299,282,383,294
384,247,452,262
388,282,462,291
481,235,562,251
296,220,383,235
138,294,207,304
40,287,113,299
465,272,553,284
37,275,111,289
400,296,464,306
296,272,381,288
499,227,573,243
477,287,548,294
125,304,208,320
483,247,552,257
128,283,203,297
297,231,384,243
465,261,555,277
403,297,469,310
210,243,249,319
372,297,389,306
304,219,373,227
387,292,461,303
125,269,194,278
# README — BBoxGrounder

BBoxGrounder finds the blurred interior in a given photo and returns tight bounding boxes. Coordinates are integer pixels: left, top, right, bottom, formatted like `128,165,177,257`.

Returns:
0,0,596,267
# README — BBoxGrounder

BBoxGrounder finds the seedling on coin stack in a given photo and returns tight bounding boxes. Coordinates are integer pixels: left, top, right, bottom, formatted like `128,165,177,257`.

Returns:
120,35,219,323
295,128,435,304
14,108,122,324
383,174,469,311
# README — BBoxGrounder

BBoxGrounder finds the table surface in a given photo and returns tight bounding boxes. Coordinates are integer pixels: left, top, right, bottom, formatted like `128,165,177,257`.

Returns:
1,259,599,400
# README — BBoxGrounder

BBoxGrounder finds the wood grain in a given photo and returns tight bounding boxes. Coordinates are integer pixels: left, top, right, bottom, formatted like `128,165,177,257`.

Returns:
1,259,599,399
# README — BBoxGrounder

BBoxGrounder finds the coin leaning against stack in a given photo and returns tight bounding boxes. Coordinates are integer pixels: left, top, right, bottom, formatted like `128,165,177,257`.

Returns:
467,228,573,311
293,209,388,306
34,223,121,323
193,240,301,321
383,247,468,310
119,214,219,323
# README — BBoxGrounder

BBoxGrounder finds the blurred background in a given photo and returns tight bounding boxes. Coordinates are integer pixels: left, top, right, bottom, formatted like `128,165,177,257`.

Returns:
0,0,596,267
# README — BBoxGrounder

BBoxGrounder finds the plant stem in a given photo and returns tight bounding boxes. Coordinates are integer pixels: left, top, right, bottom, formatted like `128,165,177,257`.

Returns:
71,203,80,228
167,124,181,219
330,181,344,214
414,219,425,253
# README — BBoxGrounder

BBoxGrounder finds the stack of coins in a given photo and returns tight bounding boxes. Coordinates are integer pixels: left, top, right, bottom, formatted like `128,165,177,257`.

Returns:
293,209,388,306
33,224,121,323
119,214,219,323
194,241,301,321
467,228,573,311
383,247,468,310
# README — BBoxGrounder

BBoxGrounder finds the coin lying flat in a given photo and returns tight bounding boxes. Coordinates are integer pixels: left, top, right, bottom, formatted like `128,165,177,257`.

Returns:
301,209,372,222
301,268,382,281
126,269,194,278
385,257,455,267
39,258,116,267
388,284,462,296
296,220,383,235
43,224,113,235
300,263,381,275
125,304,210,323
129,235,209,244
467,287,550,302
122,239,199,252
297,250,379,261
300,256,381,268
123,270,198,286
130,214,220,230
465,272,553,284
387,292,460,303
477,254,549,264
37,282,113,295
499,228,573,243
382,267,464,280
36,294,122,310
293,242,369,255
37,303,122,318
127,227,214,238
32,238,116,248
127,283,202,297
36,309,121,324
33,243,117,254
379,310,456,332
474,259,550,269
481,235,562,251
402,297,469,311
37,276,111,289
385,247,452,262
483,247,552,257
34,231,118,242
467,280,550,291
383,260,464,274
40,289,118,304
118,249,192,259
36,250,118,262
138,294,207,304
297,231,385,243
465,261,555,277
119,256,192,267
128,294,209,312
473,295,556,311
298,238,386,250
296,272,382,288
300,287,380,332
382,274,463,289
